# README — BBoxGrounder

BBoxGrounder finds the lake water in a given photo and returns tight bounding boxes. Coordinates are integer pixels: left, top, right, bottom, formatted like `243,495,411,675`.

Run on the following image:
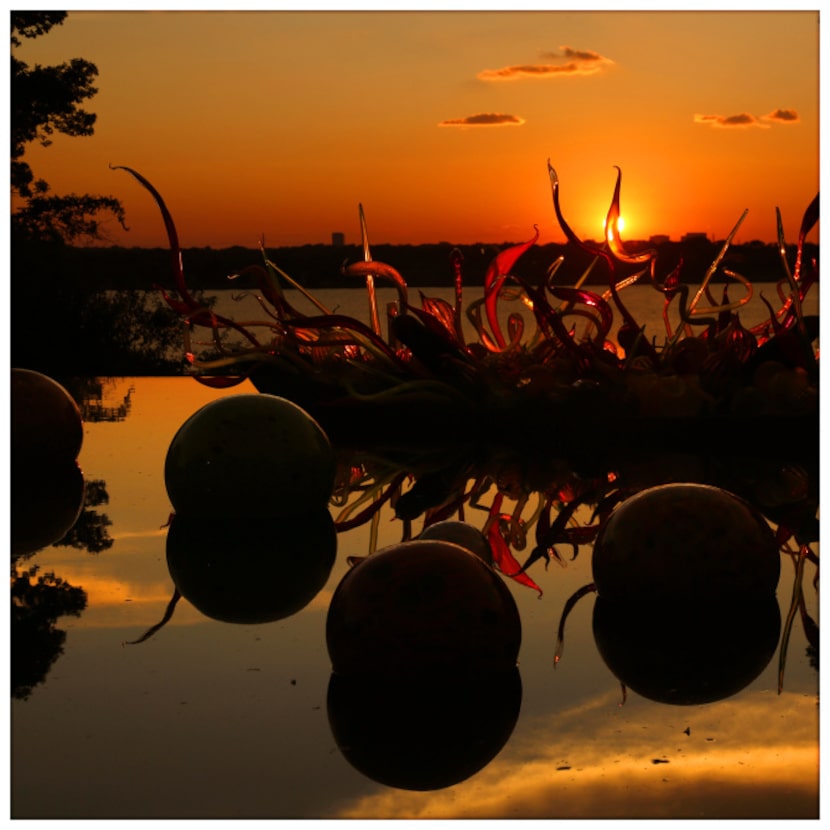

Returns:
206,281,819,352
10,280,820,819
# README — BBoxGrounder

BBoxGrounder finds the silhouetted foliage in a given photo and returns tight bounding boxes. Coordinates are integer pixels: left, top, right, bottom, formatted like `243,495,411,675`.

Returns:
12,193,127,246
10,12,184,375
9,10,66,46
11,564,87,700
11,12,124,229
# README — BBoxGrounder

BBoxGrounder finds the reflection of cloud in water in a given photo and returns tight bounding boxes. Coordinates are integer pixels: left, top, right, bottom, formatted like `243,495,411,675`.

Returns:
109,528,168,541
57,573,188,625
31,567,170,608
333,690,818,819
49,567,335,629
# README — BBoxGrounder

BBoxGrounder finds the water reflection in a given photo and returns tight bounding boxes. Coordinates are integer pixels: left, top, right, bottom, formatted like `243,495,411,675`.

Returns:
332,689,819,819
11,563,87,700
63,377,135,423
11,460,86,560
9,376,819,819
125,510,338,643
11,374,129,561
10,373,128,696
10,464,114,696
12,465,116,560
327,668,522,791
51,479,114,554
165,511,337,625
592,596,781,705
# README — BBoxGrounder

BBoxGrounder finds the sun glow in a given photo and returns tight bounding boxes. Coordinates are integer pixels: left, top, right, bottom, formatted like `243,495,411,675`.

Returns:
603,215,625,234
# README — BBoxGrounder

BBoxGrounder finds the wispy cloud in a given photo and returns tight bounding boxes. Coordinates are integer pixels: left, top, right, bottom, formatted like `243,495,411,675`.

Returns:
695,108,800,128
478,45,612,81
438,113,525,127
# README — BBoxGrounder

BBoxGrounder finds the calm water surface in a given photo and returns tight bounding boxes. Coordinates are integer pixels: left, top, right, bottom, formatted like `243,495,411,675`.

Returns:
209,282,819,347
10,286,820,819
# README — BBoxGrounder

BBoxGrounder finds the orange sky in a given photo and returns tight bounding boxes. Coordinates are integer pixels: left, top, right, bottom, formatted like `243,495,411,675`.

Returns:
11,8,821,248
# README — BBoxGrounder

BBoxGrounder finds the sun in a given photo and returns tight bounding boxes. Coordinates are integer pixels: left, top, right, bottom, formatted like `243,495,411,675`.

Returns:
602,214,626,236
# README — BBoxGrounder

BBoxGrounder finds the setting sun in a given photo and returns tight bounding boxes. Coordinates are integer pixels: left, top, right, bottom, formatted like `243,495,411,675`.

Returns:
603,215,626,235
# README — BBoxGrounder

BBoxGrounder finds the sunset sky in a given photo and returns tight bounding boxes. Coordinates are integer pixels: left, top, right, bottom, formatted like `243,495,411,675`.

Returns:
11,8,821,248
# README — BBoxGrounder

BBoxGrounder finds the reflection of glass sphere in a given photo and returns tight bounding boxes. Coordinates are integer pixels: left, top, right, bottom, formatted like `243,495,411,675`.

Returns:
327,668,522,790
592,483,780,602
166,510,337,624
12,460,85,559
326,540,521,674
592,596,781,705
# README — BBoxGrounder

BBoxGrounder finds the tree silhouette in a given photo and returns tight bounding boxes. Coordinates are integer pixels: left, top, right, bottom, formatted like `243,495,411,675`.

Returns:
11,11,125,239
10,12,184,375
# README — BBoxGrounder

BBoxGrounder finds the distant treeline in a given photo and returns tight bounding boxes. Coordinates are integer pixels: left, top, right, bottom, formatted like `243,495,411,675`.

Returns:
59,239,816,292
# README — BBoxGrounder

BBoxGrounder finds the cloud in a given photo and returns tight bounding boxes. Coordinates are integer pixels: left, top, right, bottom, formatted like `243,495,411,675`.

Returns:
478,63,586,80
438,113,525,127
478,45,611,81
695,108,800,129
694,112,768,128
762,108,800,123
542,46,606,63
